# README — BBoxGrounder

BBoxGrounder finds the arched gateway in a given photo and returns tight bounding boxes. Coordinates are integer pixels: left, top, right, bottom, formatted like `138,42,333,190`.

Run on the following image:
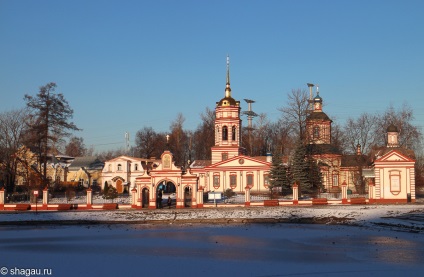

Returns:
135,150,201,209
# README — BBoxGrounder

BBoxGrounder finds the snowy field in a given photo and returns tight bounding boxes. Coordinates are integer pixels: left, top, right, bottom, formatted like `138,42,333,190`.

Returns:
1,205,424,277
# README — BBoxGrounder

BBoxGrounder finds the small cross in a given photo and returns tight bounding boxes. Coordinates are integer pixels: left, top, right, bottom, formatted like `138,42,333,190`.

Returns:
166,134,170,143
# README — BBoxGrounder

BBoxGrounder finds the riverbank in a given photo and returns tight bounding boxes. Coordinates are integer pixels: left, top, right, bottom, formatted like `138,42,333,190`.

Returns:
1,204,424,233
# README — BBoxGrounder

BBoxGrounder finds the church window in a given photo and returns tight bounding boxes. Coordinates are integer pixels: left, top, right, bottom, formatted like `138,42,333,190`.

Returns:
222,152,228,161
134,163,138,171
117,164,122,171
389,170,401,193
332,172,339,187
213,174,220,188
232,126,236,141
313,126,320,139
264,174,270,187
247,173,254,188
222,126,228,140
108,164,112,172
230,173,237,188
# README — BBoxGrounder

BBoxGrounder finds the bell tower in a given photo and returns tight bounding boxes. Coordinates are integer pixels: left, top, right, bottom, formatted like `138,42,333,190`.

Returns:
211,56,242,164
306,86,332,145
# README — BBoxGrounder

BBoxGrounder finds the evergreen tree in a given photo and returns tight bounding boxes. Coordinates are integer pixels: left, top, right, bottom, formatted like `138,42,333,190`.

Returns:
103,185,118,202
307,155,323,195
269,150,290,196
291,143,322,196
103,181,109,194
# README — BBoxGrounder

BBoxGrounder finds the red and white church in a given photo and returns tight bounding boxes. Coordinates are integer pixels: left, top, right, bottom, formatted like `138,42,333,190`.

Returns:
133,57,272,209
131,58,416,209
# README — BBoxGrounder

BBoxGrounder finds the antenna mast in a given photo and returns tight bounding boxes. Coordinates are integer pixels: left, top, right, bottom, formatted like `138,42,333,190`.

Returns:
307,83,314,112
125,132,130,154
242,99,258,155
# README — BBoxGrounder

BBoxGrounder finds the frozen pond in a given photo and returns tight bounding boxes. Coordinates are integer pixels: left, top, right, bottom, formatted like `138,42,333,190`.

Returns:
1,223,423,277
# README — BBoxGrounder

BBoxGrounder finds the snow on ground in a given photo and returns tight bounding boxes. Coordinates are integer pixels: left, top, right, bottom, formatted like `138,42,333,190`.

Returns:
1,204,424,233
1,205,424,277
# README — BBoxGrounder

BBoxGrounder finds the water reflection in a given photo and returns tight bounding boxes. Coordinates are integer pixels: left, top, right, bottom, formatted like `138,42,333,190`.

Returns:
1,224,423,267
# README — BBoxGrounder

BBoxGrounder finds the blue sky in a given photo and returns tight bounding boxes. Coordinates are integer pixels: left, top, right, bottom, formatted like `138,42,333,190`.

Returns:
1,0,423,152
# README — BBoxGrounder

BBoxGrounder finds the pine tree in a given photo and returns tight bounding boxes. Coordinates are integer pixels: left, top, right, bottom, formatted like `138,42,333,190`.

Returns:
307,155,323,195
103,181,109,194
291,142,322,196
269,150,291,196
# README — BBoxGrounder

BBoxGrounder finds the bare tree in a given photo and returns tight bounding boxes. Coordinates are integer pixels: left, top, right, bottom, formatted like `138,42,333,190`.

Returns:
168,113,188,167
0,109,29,191
250,113,270,156
135,127,159,158
331,122,346,153
343,112,379,155
95,148,127,162
268,119,294,158
278,89,309,142
192,107,215,160
24,82,80,187
65,136,87,157
375,104,422,150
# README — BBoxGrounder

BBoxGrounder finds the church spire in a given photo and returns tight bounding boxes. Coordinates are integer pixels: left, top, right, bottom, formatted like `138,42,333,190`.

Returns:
225,55,231,98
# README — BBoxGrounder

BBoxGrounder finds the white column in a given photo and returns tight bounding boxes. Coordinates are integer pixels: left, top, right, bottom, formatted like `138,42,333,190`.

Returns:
292,183,299,205
86,188,92,207
244,186,251,206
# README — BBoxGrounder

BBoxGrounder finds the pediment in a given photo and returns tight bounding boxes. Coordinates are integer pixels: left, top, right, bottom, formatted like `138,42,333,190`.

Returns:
375,150,414,163
207,155,270,169
107,155,136,163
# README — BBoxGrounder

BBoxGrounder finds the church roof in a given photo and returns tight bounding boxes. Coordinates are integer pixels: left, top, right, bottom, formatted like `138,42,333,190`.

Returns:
190,160,212,168
306,144,342,155
370,146,415,162
307,111,331,121
387,123,399,132
69,156,104,171
341,154,371,167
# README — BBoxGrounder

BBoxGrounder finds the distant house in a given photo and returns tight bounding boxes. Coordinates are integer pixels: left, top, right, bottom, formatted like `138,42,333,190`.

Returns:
67,157,104,188
14,147,75,187
101,156,157,193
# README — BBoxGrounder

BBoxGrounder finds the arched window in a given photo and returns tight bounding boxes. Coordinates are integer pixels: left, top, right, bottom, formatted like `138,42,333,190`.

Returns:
332,172,339,187
232,126,236,141
117,164,122,171
313,126,320,139
108,164,112,172
222,126,228,141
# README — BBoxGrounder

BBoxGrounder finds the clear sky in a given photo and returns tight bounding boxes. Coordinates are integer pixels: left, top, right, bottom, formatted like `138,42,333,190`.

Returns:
1,0,423,152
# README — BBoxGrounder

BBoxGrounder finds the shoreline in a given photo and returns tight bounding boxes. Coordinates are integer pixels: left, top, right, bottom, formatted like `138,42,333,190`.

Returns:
1,205,423,232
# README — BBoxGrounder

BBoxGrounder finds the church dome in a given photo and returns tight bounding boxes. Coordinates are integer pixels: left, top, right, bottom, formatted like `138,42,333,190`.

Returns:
217,96,238,107
387,123,399,132
314,94,322,103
